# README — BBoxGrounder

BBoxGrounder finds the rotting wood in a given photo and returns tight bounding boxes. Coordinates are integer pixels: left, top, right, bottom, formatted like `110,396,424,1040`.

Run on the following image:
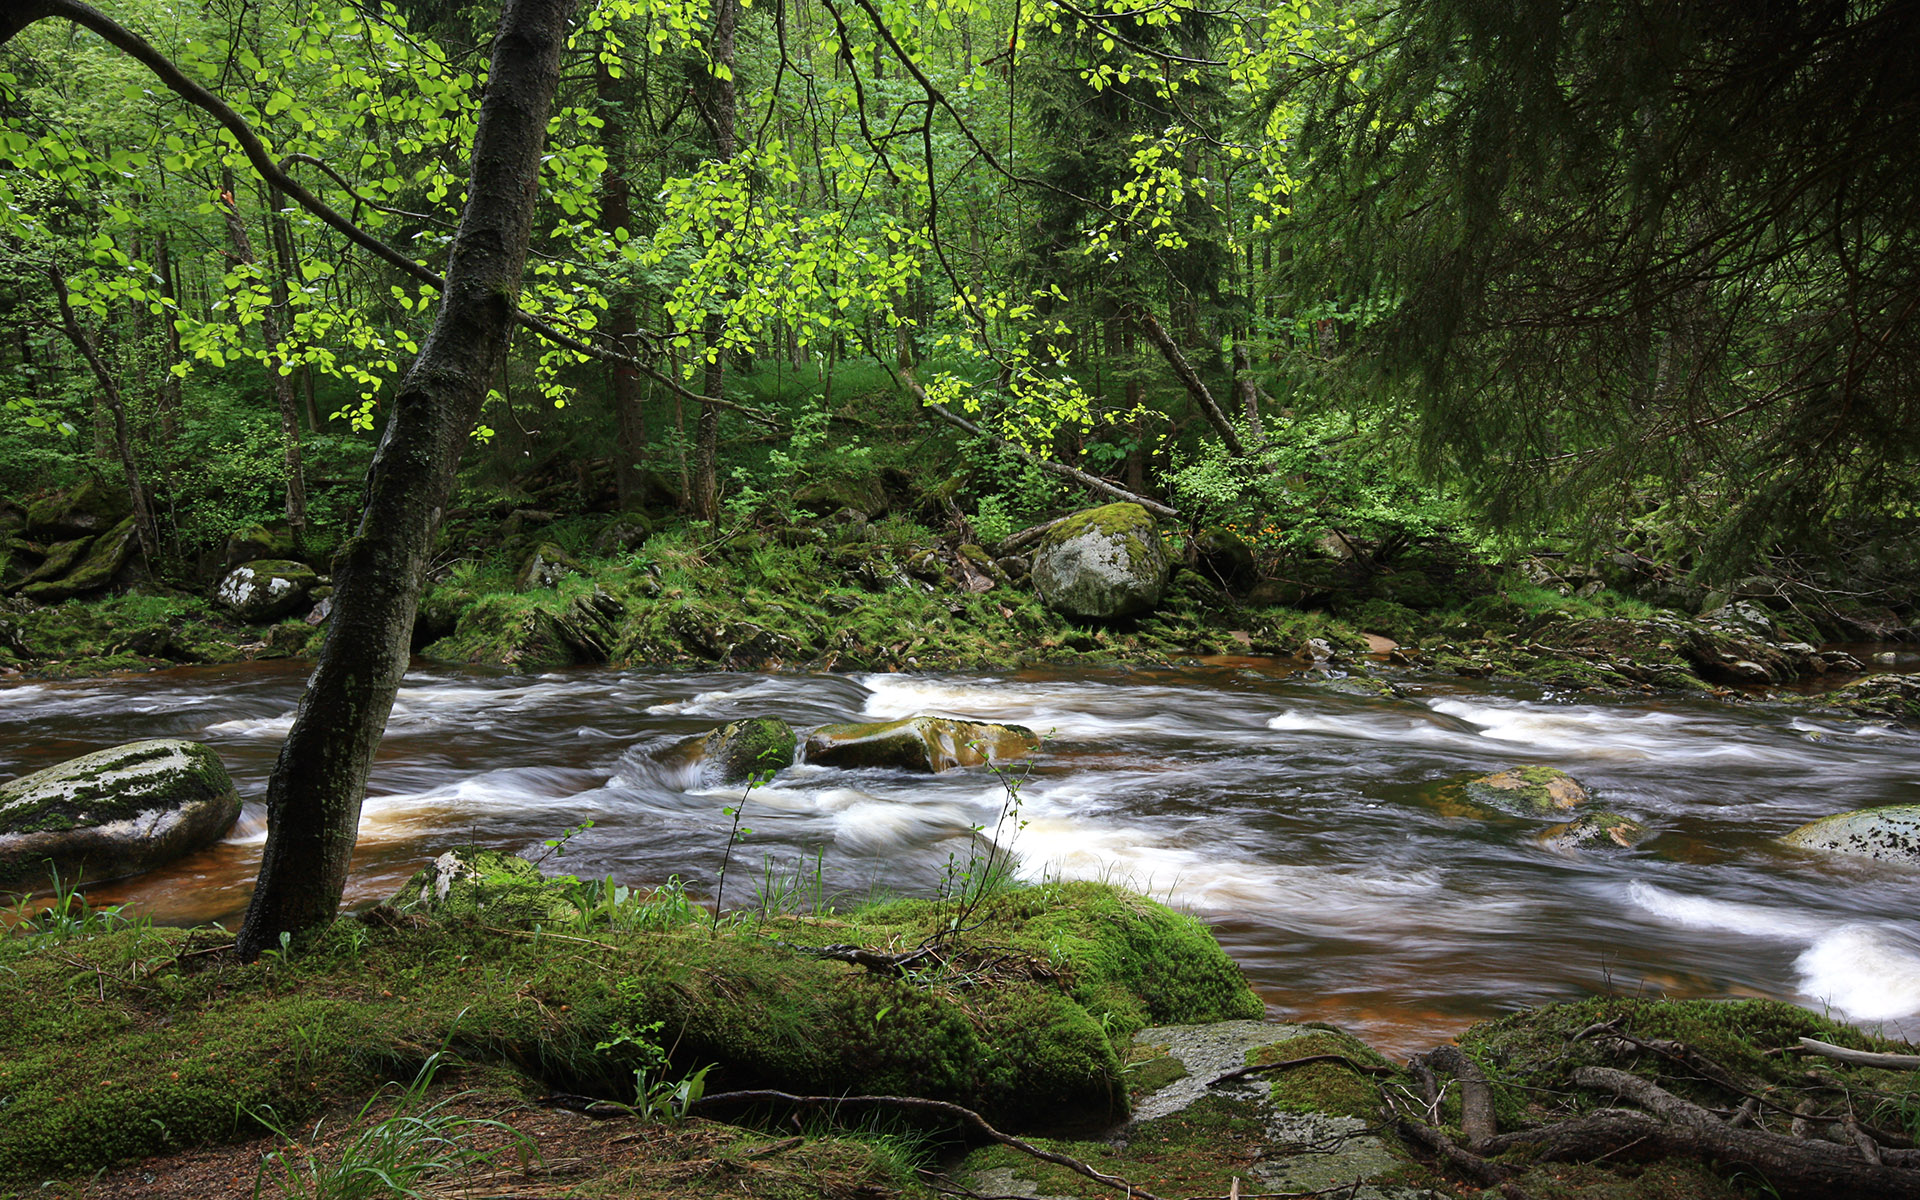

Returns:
1799,1037,1920,1071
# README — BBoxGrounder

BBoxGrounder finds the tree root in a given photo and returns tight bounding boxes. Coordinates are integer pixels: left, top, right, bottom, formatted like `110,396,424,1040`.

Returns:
687,1089,1169,1200
1209,1053,1399,1088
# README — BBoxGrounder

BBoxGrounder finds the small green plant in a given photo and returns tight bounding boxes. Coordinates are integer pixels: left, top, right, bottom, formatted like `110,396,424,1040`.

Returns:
5,866,149,941
249,1051,532,1200
751,846,833,922
937,739,1041,935
711,770,773,935
565,874,699,933
528,818,594,868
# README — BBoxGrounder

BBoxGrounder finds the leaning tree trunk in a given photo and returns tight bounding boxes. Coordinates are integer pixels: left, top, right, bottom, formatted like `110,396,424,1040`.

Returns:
235,0,574,958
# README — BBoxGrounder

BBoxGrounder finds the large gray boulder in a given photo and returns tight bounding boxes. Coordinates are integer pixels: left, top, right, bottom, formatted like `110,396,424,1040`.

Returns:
1030,502,1170,619
215,559,319,622
1782,804,1920,865
0,739,241,892
803,716,1039,774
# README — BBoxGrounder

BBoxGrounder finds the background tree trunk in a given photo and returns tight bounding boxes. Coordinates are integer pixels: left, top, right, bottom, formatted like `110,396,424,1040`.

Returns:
236,0,575,958
691,0,739,522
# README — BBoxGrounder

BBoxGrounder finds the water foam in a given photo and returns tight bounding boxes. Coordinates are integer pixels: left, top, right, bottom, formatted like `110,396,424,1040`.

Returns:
1628,881,1920,1023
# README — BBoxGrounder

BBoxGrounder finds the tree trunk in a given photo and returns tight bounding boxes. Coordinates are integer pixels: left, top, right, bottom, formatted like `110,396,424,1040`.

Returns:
47,265,162,566
691,0,739,522
220,168,309,544
236,0,574,958
596,46,649,509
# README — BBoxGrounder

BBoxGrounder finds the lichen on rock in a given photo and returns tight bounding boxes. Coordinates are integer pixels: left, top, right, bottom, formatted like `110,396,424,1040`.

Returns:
1030,503,1171,620
0,739,240,892
1463,765,1591,815
1782,803,1920,864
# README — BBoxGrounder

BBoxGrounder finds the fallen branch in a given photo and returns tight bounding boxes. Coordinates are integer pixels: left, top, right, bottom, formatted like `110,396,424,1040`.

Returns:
688,1090,1164,1200
1799,1037,1920,1071
1425,1045,1496,1148
1209,1054,1399,1088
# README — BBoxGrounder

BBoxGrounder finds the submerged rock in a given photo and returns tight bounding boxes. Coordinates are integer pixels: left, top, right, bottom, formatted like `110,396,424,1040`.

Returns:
1463,765,1591,815
1535,810,1648,852
215,559,318,622
804,715,1040,773
1782,804,1920,864
1031,502,1170,619
0,739,240,892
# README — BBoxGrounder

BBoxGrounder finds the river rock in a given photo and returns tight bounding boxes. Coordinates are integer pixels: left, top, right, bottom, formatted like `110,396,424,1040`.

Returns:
701,717,797,784
24,478,130,541
0,739,240,893
803,716,1040,773
215,559,319,622
1782,804,1920,864
1464,766,1590,815
388,847,581,927
515,542,581,591
18,517,137,603
1535,810,1647,852
1031,502,1170,619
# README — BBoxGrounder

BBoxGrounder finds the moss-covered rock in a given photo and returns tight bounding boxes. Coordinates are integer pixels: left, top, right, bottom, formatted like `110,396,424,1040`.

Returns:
803,715,1040,773
1781,803,1920,864
1031,503,1171,619
0,739,240,892
1463,765,1591,815
1535,809,1648,851
23,478,130,541
701,717,797,784
214,559,319,622
1192,525,1256,587
12,534,93,590
18,517,137,603
388,847,583,927
514,541,582,591
223,522,300,568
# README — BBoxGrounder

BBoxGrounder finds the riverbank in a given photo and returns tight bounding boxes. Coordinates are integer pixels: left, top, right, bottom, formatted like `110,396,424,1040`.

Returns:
6,862,1917,1199
6,500,1919,727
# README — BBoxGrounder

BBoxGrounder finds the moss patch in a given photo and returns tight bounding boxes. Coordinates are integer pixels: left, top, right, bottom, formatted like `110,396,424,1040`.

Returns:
1247,1028,1394,1120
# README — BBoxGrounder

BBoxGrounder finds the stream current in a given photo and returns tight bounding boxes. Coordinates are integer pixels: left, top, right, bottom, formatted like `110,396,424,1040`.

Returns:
4,659,1917,1054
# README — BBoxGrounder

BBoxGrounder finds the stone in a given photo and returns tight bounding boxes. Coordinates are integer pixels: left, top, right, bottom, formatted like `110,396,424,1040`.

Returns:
18,518,136,603
0,739,240,892
1030,502,1170,620
1463,765,1591,816
591,514,653,556
215,559,319,622
1782,804,1920,865
24,478,130,541
701,717,797,785
1191,525,1256,586
803,716,1040,774
223,523,299,568
387,848,581,927
794,474,888,518
515,542,581,591
1535,810,1648,852
13,536,94,590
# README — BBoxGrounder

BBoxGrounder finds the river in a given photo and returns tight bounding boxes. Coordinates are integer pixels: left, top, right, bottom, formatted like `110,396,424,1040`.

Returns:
3,659,1917,1055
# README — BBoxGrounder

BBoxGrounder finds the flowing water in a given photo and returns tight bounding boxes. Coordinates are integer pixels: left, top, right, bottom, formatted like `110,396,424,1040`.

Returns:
4,659,1918,1055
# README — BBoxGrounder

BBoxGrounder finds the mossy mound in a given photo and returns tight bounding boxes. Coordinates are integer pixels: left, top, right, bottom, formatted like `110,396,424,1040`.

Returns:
387,847,585,927
1248,1027,1392,1119
0,592,250,675
0,878,1259,1182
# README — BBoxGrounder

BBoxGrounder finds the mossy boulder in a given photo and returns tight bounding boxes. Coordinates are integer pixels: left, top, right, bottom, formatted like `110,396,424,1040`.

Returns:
1031,503,1170,619
23,478,130,541
701,717,797,784
803,715,1040,773
222,522,299,568
1535,810,1648,852
214,559,319,622
515,541,582,591
794,474,888,518
12,535,93,591
0,739,240,893
388,847,583,927
18,517,137,603
1781,803,1920,864
1192,525,1256,587
1463,765,1591,815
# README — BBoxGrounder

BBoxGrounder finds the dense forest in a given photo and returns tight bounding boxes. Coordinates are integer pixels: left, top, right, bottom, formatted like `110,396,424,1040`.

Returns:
3,0,1915,592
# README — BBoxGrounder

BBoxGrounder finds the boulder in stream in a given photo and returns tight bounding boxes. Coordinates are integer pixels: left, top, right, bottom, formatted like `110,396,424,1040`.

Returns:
1535,810,1648,852
1031,502,1170,619
215,559,319,622
803,715,1039,773
700,717,797,785
1781,804,1920,865
0,739,240,893
1463,765,1591,815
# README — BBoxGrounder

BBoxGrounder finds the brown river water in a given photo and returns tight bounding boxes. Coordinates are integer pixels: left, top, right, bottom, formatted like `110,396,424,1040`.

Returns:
4,659,1917,1056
